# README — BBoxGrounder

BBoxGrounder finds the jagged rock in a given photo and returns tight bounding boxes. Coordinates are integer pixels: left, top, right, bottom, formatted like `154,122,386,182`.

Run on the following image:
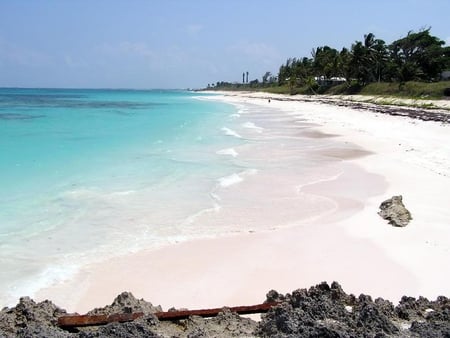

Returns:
257,282,399,337
78,316,163,338
1,283,449,337
179,309,258,337
86,291,162,316
265,289,285,303
378,195,412,227
0,297,69,338
403,295,450,338
257,282,450,337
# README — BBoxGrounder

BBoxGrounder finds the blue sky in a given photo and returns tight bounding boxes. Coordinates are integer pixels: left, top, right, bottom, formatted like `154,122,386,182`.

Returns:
0,0,449,89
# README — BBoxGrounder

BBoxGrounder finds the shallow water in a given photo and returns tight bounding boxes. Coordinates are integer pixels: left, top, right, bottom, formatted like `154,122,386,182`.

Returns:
0,89,245,305
0,89,355,307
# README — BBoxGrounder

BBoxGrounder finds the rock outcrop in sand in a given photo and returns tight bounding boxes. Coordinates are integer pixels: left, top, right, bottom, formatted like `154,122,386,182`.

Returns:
1,282,449,337
378,195,412,227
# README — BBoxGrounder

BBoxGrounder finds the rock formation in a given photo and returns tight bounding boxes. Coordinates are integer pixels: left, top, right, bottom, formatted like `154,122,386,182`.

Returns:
378,195,412,227
1,282,448,337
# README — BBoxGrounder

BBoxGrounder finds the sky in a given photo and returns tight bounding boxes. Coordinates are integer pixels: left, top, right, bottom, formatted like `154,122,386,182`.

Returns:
0,0,449,89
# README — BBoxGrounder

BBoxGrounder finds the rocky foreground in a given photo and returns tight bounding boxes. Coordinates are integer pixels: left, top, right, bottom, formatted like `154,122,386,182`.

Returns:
1,282,449,337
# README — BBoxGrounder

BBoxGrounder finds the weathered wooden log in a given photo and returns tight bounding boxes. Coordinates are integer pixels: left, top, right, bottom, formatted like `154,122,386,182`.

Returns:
156,302,279,321
58,302,280,328
58,312,144,328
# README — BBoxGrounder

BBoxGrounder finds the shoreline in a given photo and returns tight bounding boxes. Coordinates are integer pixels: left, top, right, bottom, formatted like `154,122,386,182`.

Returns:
35,92,450,314
201,90,450,113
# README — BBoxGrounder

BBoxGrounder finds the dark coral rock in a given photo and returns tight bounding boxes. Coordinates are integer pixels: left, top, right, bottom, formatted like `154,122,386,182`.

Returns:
266,289,285,303
0,297,69,338
355,301,398,335
258,282,401,338
378,195,412,227
86,292,162,316
78,317,163,338
1,283,449,337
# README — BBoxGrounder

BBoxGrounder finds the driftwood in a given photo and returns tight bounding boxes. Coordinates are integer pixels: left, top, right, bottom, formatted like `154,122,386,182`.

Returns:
58,312,144,328
58,302,280,328
156,302,279,320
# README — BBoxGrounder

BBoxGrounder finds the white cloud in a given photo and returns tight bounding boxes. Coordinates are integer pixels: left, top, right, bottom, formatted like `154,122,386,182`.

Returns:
446,37,450,46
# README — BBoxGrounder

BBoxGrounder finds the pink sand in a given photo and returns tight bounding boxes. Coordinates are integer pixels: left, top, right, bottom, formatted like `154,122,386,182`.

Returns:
37,93,450,313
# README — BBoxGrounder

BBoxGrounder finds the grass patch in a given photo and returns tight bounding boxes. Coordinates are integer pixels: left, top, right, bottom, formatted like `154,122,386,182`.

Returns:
260,85,291,94
359,81,450,99
315,81,450,98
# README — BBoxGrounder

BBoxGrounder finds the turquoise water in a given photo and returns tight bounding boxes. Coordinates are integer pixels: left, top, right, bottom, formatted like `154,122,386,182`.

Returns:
0,88,244,305
0,88,350,308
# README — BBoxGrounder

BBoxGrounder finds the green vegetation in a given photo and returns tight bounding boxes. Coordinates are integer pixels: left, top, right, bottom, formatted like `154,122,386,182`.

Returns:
324,80,450,99
359,81,450,98
208,28,450,99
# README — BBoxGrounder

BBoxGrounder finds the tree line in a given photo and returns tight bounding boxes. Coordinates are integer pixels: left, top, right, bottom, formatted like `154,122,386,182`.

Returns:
279,28,449,88
210,28,450,92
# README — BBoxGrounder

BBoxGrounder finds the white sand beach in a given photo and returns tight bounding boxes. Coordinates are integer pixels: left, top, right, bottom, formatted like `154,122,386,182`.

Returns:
37,92,450,314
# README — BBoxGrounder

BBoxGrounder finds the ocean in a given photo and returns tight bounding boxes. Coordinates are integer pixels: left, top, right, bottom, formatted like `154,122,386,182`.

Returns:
0,88,341,307
0,88,249,306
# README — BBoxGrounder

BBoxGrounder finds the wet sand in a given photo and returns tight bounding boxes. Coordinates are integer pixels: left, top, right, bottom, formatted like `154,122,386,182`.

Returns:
37,92,450,313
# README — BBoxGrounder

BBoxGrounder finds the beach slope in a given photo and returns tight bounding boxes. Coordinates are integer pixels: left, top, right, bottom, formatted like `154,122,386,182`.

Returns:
37,92,450,313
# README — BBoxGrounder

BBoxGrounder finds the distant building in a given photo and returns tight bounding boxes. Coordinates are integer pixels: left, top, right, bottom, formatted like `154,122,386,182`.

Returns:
314,76,346,86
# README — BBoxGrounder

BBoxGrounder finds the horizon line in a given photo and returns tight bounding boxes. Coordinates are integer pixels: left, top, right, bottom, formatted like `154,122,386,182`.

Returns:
0,86,200,91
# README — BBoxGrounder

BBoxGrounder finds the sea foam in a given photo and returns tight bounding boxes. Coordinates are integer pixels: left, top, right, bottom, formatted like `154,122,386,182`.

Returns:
217,169,258,188
218,173,243,187
221,127,242,138
242,121,264,133
216,148,239,157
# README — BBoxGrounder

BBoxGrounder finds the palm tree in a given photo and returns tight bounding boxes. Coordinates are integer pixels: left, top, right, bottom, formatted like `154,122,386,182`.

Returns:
338,47,352,84
312,46,339,81
365,33,389,82
372,39,388,82
278,58,293,85
349,41,367,85
350,34,385,85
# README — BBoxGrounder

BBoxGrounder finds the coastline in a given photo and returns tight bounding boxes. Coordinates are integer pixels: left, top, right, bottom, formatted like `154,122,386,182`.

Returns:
36,92,450,314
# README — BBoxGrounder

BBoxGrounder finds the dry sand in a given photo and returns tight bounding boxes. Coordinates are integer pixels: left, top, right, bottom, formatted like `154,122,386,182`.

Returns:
37,92,450,313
